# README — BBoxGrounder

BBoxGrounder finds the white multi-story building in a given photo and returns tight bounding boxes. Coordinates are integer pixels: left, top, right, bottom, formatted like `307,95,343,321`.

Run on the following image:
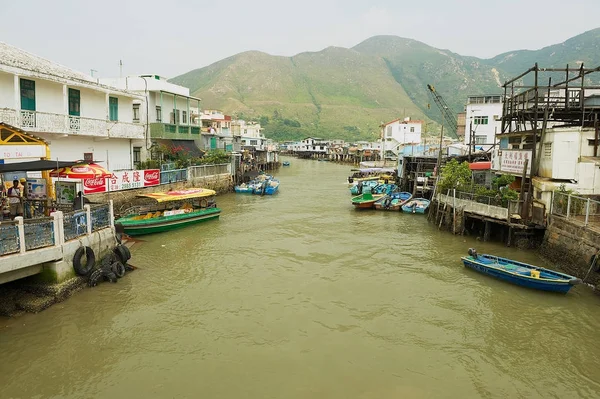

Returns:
289,137,328,153
232,121,266,150
382,118,422,157
0,42,146,170
99,75,205,160
464,95,502,152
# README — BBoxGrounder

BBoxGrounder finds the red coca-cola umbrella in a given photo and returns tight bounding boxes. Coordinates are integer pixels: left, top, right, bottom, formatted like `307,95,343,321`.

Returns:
49,162,111,179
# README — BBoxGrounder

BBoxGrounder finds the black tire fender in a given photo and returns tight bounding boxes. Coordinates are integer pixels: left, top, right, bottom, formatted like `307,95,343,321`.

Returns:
114,244,131,263
73,246,95,276
87,268,103,287
112,261,126,278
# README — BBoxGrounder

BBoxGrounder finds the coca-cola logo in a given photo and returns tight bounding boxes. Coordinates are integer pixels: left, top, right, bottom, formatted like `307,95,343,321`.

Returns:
145,171,159,181
84,177,106,188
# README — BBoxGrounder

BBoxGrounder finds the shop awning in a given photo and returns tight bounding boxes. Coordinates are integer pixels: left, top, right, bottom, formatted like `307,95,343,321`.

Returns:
156,139,205,157
0,160,78,173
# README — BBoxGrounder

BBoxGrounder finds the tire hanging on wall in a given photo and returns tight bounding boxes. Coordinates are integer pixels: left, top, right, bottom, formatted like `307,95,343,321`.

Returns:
113,244,131,264
73,246,96,276
112,261,126,278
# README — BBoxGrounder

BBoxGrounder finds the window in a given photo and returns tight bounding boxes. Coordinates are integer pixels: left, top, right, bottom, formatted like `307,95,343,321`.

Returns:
544,143,552,157
475,135,487,144
20,79,36,111
170,110,180,124
250,140,258,146
68,88,80,116
410,127,415,133
182,111,187,124
109,97,118,121
133,147,141,166
133,104,140,122
386,126,392,137
156,106,162,122
473,116,488,125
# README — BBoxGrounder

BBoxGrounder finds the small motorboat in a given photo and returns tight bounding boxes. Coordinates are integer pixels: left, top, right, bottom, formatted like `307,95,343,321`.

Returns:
461,248,582,293
282,161,290,166
253,178,279,195
372,183,398,195
374,192,412,211
401,198,430,214
349,180,379,195
351,190,384,209
234,181,260,194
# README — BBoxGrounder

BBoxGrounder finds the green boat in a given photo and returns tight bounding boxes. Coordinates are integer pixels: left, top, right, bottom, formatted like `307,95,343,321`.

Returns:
115,188,221,236
351,192,384,209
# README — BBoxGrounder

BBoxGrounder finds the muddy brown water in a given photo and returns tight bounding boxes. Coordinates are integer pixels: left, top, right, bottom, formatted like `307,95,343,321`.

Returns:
1,158,600,398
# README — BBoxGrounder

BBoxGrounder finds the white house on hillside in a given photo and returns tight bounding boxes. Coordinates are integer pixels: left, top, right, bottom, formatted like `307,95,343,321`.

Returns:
464,95,502,152
0,42,145,170
382,117,422,157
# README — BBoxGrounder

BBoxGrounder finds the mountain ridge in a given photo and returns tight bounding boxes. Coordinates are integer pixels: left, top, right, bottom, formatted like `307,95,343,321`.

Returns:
170,28,600,141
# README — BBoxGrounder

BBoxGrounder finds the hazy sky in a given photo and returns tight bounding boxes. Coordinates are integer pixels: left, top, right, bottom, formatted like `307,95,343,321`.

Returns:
1,0,599,79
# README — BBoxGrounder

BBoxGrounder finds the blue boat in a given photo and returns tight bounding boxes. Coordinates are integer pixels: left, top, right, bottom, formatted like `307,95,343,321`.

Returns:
253,178,279,195
461,249,582,293
372,184,398,195
234,181,260,194
374,192,412,211
282,161,290,166
401,198,430,214
350,180,379,195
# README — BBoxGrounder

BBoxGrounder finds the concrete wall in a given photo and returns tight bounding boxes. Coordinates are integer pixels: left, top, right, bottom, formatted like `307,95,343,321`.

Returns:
38,227,117,284
540,215,600,287
38,135,135,171
35,79,64,114
0,71,14,107
79,87,107,120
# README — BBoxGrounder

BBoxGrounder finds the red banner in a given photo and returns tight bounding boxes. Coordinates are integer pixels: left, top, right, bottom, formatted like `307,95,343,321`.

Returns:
83,176,109,194
83,169,161,194
144,169,160,187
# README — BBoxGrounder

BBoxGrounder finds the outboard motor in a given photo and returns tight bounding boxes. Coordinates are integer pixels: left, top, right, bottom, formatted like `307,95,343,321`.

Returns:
468,248,478,259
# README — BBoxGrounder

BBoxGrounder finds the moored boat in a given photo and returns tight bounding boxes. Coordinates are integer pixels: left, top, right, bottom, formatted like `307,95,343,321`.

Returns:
401,198,430,214
234,181,260,194
372,183,398,195
254,178,279,195
347,168,396,185
461,248,582,293
115,188,220,236
351,191,385,209
349,180,379,195
374,192,412,211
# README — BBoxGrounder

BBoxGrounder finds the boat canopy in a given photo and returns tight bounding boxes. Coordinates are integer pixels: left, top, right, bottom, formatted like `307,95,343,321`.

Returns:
350,168,396,173
137,188,216,202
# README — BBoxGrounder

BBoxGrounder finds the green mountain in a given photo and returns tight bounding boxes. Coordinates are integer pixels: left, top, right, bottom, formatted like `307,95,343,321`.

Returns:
486,28,600,77
171,28,600,141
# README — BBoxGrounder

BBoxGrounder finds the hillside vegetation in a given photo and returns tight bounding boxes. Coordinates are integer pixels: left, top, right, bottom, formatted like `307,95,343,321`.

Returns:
170,28,600,141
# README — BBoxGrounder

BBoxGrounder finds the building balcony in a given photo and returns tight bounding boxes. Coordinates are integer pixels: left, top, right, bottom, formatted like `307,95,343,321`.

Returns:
150,122,202,140
0,108,144,139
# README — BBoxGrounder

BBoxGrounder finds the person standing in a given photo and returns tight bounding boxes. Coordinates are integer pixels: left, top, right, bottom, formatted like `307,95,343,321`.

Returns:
7,180,23,219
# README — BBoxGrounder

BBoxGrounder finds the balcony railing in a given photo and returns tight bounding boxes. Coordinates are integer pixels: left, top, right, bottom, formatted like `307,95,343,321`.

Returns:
0,202,114,257
0,108,143,139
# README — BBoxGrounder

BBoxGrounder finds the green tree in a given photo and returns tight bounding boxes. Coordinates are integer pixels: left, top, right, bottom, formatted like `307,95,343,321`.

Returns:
438,159,472,193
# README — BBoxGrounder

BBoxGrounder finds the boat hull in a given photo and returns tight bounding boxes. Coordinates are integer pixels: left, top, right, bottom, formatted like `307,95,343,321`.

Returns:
401,198,430,214
461,255,578,293
117,208,221,236
234,186,255,194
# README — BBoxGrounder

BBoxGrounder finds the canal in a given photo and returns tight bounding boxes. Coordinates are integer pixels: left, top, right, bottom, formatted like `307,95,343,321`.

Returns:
1,158,600,398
